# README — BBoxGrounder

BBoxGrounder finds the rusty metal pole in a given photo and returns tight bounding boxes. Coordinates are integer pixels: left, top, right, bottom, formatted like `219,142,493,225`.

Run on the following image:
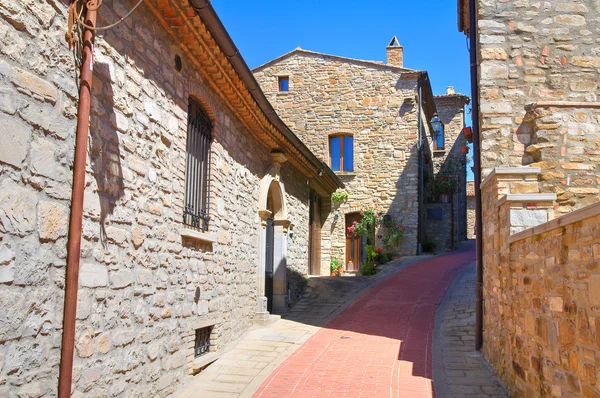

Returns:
468,0,484,351
58,3,96,397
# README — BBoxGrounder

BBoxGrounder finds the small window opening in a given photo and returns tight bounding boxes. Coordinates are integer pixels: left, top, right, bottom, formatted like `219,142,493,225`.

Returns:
278,76,289,92
175,55,182,72
194,326,212,358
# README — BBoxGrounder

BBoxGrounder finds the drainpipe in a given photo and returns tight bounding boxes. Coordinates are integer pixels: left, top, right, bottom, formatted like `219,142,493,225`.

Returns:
58,4,96,397
468,0,484,352
417,79,423,255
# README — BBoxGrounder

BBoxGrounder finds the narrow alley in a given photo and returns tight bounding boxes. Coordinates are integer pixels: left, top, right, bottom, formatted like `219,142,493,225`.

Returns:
175,242,506,397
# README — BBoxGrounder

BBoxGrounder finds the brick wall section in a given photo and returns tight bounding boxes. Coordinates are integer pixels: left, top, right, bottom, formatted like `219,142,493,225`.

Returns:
481,168,600,396
254,52,422,262
477,0,600,214
0,2,311,396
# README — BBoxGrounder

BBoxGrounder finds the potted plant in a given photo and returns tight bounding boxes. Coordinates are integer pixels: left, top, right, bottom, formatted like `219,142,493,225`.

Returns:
432,176,457,203
330,258,342,276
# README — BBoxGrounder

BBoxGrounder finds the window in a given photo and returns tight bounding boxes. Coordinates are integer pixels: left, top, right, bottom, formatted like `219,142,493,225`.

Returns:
278,76,289,92
329,134,354,172
194,326,212,358
434,124,445,150
184,99,212,231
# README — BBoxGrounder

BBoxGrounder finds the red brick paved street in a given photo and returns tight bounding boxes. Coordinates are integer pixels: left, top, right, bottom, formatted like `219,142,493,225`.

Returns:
253,243,475,398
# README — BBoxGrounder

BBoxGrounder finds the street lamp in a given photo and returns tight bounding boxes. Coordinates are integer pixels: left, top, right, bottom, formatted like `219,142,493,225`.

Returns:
430,113,444,150
430,113,442,137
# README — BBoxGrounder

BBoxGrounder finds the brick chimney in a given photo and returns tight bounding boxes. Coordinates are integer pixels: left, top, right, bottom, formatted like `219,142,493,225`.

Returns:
386,36,404,67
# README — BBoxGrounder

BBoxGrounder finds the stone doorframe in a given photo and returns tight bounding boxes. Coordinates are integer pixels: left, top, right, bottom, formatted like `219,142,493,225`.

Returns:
256,152,292,319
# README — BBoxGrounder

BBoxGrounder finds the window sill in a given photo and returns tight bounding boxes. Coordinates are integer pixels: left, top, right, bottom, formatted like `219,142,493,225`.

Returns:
334,171,357,177
192,352,220,372
180,228,217,244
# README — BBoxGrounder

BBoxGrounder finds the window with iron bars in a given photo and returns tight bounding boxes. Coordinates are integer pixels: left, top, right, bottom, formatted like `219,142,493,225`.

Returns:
183,99,212,231
194,326,212,358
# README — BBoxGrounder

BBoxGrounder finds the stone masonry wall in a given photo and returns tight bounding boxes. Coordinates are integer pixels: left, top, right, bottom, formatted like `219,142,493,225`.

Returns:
0,1,311,396
482,169,600,397
477,0,600,214
254,53,421,264
429,95,469,246
466,181,475,239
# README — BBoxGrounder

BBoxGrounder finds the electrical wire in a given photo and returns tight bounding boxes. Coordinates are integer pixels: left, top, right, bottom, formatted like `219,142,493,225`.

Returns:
73,0,145,31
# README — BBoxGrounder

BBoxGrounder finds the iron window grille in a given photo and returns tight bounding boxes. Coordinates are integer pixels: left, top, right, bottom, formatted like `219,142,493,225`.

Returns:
183,99,212,232
194,326,211,358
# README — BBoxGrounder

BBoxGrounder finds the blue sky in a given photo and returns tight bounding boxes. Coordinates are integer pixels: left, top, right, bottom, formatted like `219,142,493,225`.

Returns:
212,0,474,179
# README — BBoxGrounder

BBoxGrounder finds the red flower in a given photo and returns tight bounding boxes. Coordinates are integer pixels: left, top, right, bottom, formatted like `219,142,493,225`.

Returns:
375,247,383,254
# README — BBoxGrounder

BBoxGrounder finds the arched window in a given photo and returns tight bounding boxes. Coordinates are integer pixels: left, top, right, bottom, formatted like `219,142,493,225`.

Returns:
329,133,354,172
183,98,212,231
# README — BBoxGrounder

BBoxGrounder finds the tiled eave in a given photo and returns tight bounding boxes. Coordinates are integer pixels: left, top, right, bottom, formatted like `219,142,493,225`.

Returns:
144,0,342,194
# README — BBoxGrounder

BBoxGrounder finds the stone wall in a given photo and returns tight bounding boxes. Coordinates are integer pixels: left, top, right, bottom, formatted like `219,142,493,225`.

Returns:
423,203,452,252
430,93,469,245
0,1,311,396
477,0,600,214
466,181,475,239
254,52,423,263
482,167,600,397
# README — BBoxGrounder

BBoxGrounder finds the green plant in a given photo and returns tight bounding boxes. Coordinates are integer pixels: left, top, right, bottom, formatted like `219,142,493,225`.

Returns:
360,262,376,275
431,175,457,196
381,215,405,248
360,245,379,275
330,258,342,276
331,191,349,203
352,209,380,245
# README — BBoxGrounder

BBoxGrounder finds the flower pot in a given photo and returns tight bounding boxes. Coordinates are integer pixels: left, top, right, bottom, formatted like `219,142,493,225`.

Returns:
337,266,343,274
331,272,336,276
461,145,469,155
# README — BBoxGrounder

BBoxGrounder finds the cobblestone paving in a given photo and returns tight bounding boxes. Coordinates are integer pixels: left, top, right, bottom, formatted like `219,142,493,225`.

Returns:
253,244,475,398
433,265,508,398
173,255,430,398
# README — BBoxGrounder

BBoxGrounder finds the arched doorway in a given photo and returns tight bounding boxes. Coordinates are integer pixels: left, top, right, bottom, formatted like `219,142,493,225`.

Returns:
256,153,292,318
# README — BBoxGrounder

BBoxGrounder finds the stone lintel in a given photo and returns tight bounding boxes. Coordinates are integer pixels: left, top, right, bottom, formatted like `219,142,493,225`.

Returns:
481,167,542,189
498,193,557,206
509,201,600,244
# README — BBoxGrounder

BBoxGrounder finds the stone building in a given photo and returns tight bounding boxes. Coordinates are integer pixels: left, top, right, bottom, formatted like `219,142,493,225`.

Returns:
253,39,469,270
0,1,342,396
459,0,600,396
460,0,600,216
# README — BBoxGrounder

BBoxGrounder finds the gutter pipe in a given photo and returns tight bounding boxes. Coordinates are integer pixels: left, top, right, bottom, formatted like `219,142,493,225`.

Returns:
188,0,342,190
417,78,423,255
58,4,96,397
468,0,484,351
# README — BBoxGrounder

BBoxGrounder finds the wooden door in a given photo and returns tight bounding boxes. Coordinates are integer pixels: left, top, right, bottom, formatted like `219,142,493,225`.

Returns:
308,191,322,276
345,213,362,271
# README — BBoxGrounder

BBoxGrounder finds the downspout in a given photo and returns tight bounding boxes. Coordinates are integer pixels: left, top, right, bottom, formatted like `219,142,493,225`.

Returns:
58,4,96,397
417,78,423,255
468,0,484,351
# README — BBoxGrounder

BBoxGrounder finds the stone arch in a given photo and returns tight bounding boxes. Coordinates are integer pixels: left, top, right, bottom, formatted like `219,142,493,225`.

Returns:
256,155,292,318
258,167,287,221
188,93,217,125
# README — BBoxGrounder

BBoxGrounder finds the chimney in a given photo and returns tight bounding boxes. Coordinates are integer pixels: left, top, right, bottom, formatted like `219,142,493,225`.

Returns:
386,36,404,67
446,86,455,95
